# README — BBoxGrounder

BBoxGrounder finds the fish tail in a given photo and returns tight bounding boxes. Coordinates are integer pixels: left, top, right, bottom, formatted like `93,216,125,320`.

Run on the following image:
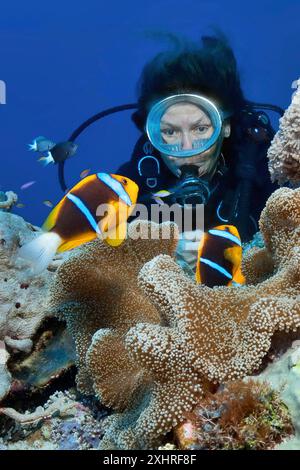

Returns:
28,142,37,151
38,153,54,166
18,232,62,275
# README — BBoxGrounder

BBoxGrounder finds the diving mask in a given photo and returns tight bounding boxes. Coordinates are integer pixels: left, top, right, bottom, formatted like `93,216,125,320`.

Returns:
146,94,230,158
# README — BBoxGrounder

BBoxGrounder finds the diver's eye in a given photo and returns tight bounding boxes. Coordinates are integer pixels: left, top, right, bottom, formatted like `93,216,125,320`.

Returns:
161,128,175,136
195,125,210,134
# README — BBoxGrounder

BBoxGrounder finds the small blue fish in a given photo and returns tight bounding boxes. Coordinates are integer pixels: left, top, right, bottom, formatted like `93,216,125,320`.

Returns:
38,142,78,166
28,136,55,153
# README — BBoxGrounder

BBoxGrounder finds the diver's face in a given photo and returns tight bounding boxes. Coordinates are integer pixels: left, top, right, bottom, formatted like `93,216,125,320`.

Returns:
160,102,229,178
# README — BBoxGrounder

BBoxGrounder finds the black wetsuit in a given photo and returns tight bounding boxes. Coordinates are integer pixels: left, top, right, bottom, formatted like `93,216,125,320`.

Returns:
116,110,278,242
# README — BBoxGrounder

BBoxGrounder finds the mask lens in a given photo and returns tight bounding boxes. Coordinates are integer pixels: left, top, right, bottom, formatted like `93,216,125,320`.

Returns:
146,94,224,158
192,138,210,150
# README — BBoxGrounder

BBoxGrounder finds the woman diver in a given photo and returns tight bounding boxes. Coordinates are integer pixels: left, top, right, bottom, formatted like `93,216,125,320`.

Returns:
112,34,280,275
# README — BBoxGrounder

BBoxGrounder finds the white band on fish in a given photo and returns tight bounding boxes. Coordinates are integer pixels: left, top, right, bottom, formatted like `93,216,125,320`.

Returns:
67,193,102,235
208,228,241,246
97,173,132,207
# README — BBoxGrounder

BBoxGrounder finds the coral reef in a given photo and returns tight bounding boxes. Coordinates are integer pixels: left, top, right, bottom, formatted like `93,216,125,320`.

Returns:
174,379,293,450
0,191,18,212
0,390,108,450
0,211,69,400
48,187,300,450
10,322,76,391
254,342,300,450
95,188,300,447
0,391,78,425
267,77,300,186
101,187,300,449
5,183,300,449
16,185,300,450
242,231,265,255
0,341,11,401
49,220,179,399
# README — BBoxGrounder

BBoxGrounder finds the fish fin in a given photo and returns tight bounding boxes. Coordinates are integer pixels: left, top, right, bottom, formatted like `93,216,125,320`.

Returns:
100,200,129,234
70,174,97,192
42,197,67,231
223,246,244,286
104,222,128,247
57,232,97,252
98,201,118,234
18,232,61,274
232,265,246,285
223,246,242,266
195,232,206,284
152,196,164,205
38,154,54,166
195,267,201,284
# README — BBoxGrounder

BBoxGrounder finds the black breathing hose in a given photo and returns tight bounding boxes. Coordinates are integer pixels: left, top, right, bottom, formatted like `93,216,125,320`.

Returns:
58,103,138,192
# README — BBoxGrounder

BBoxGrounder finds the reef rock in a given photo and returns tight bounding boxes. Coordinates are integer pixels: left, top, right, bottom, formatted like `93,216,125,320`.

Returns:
254,341,300,450
0,390,107,450
267,77,300,186
10,322,76,391
0,211,67,400
0,191,18,212
0,341,11,401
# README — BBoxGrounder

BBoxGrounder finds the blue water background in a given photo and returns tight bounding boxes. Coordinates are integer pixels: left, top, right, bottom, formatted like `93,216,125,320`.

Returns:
0,0,299,225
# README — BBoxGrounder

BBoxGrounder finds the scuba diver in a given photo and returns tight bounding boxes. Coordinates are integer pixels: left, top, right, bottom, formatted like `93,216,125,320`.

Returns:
116,35,279,238
113,34,281,275
50,33,283,276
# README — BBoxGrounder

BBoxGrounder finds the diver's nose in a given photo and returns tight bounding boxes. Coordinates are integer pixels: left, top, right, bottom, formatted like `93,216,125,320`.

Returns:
181,132,193,150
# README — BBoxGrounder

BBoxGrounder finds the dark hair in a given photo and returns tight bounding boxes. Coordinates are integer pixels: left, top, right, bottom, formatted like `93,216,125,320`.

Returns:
132,33,245,132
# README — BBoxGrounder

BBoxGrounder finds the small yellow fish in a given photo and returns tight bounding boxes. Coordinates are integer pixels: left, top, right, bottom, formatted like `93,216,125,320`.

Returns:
152,189,172,205
153,189,172,198
16,203,25,208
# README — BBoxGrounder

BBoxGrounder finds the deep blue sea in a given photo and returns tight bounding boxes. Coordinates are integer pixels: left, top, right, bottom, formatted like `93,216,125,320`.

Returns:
0,0,299,225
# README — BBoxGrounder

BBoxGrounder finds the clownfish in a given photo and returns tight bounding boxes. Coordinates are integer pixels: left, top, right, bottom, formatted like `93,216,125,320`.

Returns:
18,173,139,274
195,225,245,287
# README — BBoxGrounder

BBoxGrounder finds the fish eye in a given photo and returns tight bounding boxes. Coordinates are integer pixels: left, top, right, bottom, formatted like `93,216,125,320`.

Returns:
122,178,128,185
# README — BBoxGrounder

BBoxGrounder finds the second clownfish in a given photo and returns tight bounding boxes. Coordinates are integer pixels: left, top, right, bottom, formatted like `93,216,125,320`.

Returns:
18,173,139,274
196,225,245,287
